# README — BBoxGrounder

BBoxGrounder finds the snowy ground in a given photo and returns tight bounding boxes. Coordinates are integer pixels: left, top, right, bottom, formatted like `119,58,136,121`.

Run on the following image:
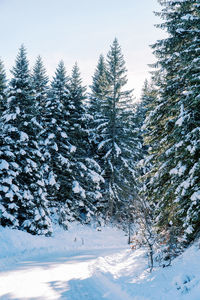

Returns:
0,224,200,299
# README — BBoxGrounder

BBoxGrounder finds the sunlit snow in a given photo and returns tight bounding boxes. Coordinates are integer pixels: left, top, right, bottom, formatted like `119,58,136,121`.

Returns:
0,225,200,299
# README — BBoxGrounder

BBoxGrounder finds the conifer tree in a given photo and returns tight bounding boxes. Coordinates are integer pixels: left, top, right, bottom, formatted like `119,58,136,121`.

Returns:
64,63,104,224
42,62,103,226
89,54,109,117
139,79,158,126
88,54,110,148
41,60,71,226
88,55,110,216
0,46,52,235
0,59,7,115
90,39,142,225
143,0,200,252
32,55,49,111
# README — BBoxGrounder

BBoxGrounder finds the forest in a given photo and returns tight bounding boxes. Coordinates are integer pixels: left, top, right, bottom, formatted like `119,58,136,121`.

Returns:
0,0,199,271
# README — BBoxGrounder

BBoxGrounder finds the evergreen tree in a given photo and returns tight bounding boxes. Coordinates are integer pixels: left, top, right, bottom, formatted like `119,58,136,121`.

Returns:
143,0,200,254
90,39,142,225
41,60,71,227
42,62,103,227
88,55,110,216
0,59,7,115
64,63,104,224
89,54,110,145
32,55,49,110
139,79,158,125
89,54,109,111
0,46,52,235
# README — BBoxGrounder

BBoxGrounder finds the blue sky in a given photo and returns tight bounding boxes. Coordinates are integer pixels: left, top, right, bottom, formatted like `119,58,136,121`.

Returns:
0,0,165,99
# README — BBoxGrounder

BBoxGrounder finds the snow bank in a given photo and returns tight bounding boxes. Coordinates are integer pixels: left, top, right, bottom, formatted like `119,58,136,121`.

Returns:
0,223,128,271
0,224,200,299
90,243,200,299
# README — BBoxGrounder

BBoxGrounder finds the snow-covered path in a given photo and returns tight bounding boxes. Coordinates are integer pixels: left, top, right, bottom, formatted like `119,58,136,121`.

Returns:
0,248,135,300
1,225,200,299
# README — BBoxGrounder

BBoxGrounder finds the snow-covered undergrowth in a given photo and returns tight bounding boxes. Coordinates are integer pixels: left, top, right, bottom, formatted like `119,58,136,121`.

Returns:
0,224,200,299
97,244,200,299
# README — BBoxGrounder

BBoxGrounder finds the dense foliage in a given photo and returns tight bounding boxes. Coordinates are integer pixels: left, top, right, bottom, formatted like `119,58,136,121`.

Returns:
140,0,200,262
0,1,199,267
0,40,141,235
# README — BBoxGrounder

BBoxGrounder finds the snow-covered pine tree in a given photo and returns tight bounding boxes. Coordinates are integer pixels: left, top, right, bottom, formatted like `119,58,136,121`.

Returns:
139,79,158,126
137,77,160,174
89,54,109,144
32,55,49,112
137,77,159,198
0,45,52,235
88,54,110,217
0,59,7,115
41,60,71,227
89,54,109,124
64,63,104,224
90,39,142,225
133,78,160,263
31,55,53,226
42,61,103,227
143,0,200,254
115,96,144,228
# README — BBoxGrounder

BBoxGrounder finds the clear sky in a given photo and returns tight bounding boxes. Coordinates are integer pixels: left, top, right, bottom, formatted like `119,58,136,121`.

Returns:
0,0,165,99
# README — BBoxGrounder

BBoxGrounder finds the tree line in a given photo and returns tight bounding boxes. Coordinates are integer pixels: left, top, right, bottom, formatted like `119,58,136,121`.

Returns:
0,39,142,236
0,0,199,267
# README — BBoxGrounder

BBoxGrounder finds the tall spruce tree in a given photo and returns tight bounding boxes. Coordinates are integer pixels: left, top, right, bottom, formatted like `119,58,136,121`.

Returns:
143,0,200,254
64,63,104,224
41,60,71,227
42,62,103,227
32,55,49,111
139,79,158,126
89,54,109,141
0,59,7,115
90,39,142,225
88,55,110,217
89,54,109,117
0,46,52,235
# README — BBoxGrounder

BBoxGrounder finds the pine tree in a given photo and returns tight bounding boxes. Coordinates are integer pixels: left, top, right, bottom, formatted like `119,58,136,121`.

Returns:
139,79,158,125
143,0,200,253
90,39,142,225
41,60,71,227
32,55,49,111
89,54,109,110
0,45,52,235
88,55,110,217
64,63,104,224
88,54,110,147
0,59,7,115
42,61,103,227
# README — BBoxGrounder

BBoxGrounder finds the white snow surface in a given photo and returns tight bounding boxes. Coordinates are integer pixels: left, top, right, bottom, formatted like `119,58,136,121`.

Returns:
0,160,9,170
72,181,86,198
114,142,122,157
69,145,76,153
20,131,29,142
0,224,200,299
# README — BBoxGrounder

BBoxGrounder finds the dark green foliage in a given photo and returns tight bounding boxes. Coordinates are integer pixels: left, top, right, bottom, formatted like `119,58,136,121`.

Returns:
0,59,7,115
42,61,103,227
32,55,49,110
142,0,200,252
90,54,109,100
41,60,71,226
64,63,104,224
89,39,143,226
0,46,52,235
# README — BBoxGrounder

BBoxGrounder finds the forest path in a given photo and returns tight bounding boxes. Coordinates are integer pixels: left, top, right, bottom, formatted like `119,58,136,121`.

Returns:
0,247,140,300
